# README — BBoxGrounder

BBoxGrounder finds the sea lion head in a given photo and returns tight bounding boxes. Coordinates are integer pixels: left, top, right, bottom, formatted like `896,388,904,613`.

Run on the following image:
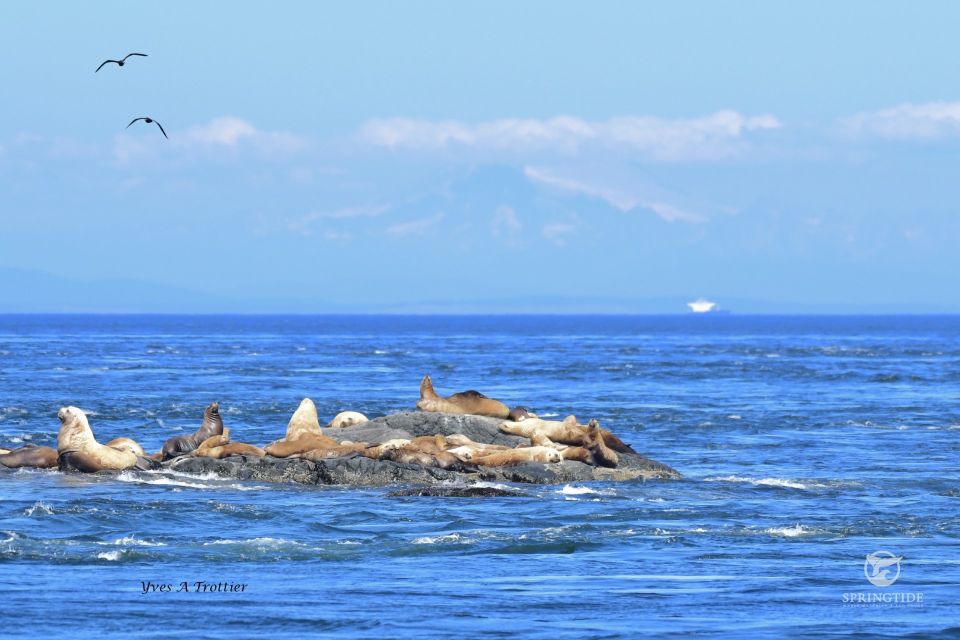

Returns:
544,448,562,463
326,410,368,429
56,406,94,452
196,401,224,439
508,406,533,422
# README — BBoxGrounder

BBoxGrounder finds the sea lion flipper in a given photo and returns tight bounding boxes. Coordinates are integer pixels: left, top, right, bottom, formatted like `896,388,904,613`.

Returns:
134,455,161,471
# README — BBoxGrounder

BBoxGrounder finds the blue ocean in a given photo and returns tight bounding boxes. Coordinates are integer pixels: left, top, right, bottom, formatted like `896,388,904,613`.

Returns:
0,315,957,638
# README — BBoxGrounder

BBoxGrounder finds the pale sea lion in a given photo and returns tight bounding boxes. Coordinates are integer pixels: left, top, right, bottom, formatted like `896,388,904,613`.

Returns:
470,446,562,466
105,437,146,457
325,411,368,429
265,400,343,457
57,406,156,472
160,401,224,460
416,375,511,419
499,415,635,453
0,445,59,469
284,398,326,440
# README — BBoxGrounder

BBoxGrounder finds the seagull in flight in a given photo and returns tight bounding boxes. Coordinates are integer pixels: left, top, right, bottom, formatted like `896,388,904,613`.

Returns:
96,53,147,72
126,117,168,139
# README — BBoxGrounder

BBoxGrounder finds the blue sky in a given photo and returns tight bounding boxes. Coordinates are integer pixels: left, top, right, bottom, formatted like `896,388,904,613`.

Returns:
1,1,959,312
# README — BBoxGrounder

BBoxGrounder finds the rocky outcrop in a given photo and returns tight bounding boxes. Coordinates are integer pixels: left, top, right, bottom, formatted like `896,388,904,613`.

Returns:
165,412,680,486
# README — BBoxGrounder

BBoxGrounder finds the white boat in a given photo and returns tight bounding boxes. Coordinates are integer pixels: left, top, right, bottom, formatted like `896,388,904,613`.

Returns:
687,298,718,313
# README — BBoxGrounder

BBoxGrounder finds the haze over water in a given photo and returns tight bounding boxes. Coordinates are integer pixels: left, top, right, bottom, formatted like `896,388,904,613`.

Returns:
0,315,957,638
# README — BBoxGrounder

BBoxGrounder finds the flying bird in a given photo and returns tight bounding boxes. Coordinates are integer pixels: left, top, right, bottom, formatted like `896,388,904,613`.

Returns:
95,53,148,72
126,117,168,139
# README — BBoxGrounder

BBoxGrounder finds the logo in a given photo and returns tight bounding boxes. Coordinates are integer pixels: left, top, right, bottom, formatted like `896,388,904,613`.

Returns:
864,551,902,587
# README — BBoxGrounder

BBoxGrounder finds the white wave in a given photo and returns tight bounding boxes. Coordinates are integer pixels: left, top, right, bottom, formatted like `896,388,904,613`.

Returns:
373,349,388,355
704,475,827,490
337,540,361,545
98,536,165,547
115,471,268,491
0,531,20,544
559,484,617,497
539,413,559,418
411,533,473,545
560,485,598,495
727,414,742,420
763,524,816,538
24,501,54,516
97,550,122,561
204,537,301,547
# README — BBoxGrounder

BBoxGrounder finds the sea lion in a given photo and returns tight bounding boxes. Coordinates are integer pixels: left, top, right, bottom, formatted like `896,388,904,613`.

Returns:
0,445,59,469
325,411,368,429
358,439,410,460
507,406,537,422
416,375,511,418
499,415,635,453
189,429,265,459
264,400,346,457
298,444,367,461
160,401,224,460
381,444,466,470
105,437,146,457
470,446,562,467
192,443,265,459
56,406,156,472
583,419,619,468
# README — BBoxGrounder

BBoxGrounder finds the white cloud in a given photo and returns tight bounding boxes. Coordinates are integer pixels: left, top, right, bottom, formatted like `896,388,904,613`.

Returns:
841,101,960,139
491,205,522,238
359,111,780,160
541,222,577,246
524,166,707,223
385,212,445,237
288,205,390,236
114,116,306,161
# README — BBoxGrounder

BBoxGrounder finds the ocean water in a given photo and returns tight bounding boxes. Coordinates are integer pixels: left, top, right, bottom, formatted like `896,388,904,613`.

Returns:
0,314,957,638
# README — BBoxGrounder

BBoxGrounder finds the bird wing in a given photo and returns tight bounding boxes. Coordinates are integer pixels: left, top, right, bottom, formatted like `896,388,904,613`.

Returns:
95,60,118,72
154,121,168,139
122,52,148,61
126,117,146,128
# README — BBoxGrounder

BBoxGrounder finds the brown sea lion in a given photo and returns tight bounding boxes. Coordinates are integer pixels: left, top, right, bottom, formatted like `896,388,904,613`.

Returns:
160,402,224,460
358,439,411,460
416,375,511,418
499,415,635,453
381,444,465,470
507,406,537,422
57,406,156,472
325,411,368,429
298,444,368,461
0,445,59,469
470,446,562,467
192,443,265,459
583,419,619,468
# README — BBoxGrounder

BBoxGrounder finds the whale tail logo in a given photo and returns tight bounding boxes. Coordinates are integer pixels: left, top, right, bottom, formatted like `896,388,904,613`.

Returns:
864,551,902,587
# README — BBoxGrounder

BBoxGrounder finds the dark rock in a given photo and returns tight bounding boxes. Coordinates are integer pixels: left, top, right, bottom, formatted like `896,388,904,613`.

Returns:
162,411,679,487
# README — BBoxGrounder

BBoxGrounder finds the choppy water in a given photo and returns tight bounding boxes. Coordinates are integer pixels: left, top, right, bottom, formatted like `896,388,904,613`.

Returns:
0,315,958,638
